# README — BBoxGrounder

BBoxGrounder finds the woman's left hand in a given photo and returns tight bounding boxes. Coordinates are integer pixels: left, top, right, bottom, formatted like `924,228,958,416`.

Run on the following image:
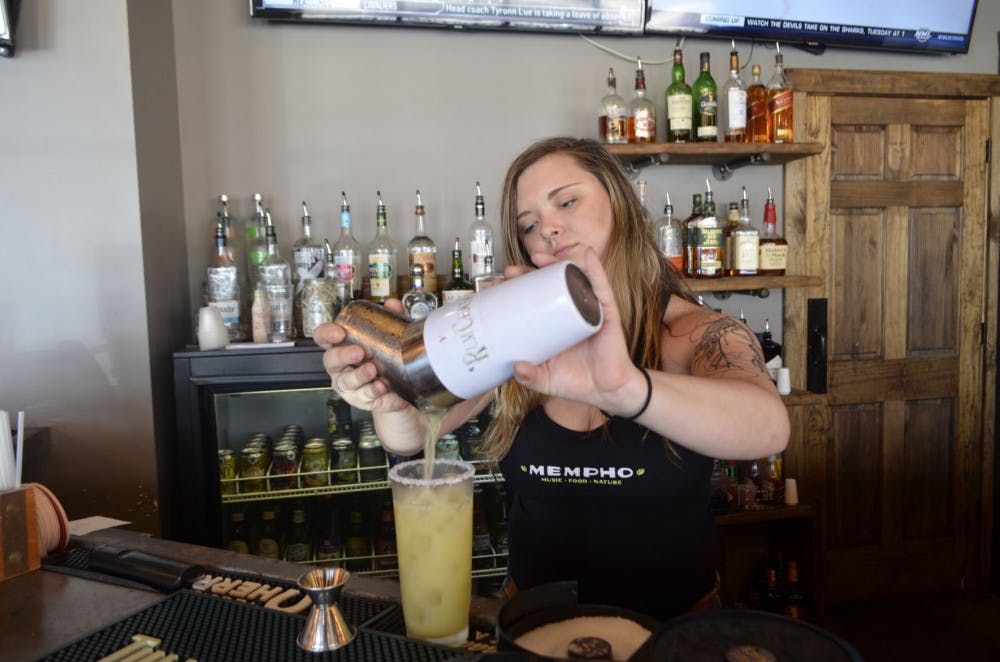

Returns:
509,246,646,416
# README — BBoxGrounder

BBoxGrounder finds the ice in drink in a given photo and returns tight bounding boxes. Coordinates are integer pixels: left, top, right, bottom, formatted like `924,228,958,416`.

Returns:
390,458,474,646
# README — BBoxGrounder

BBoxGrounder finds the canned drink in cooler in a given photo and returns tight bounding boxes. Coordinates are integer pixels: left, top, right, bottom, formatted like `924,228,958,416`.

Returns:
218,448,237,495
239,445,267,493
271,440,300,491
302,438,330,487
358,422,387,483
331,437,358,485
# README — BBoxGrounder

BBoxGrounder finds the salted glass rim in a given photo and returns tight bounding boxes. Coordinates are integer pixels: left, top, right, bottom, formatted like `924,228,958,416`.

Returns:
389,458,474,486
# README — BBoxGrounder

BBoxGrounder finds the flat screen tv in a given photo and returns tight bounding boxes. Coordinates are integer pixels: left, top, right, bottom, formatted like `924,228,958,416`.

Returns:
646,0,979,55
250,0,646,34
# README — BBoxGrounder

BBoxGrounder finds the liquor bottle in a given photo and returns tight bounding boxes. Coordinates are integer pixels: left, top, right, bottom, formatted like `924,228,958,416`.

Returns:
758,187,787,275
472,486,493,570
682,193,703,277
257,211,293,342
599,67,628,145
763,567,783,612
637,179,652,224
442,237,475,304
722,41,748,143
373,496,397,570
690,180,724,278
285,508,311,562
474,240,504,291
366,191,398,303
300,239,346,339
761,454,782,504
402,263,438,321
219,195,251,339
407,190,438,295
292,201,324,337
665,46,693,142
767,43,794,143
654,193,684,272
728,186,760,276
207,218,243,341
692,52,718,142
251,284,269,343
246,193,268,274
626,57,656,143
783,560,807,619
333,192,364,300
760,318,783,381
256,509,281,559
747,64,770,143
468,181,494,280
227,511,250,554
722,201,740,273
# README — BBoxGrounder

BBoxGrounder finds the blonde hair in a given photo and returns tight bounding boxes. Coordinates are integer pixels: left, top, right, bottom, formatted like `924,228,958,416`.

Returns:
484,137,694,458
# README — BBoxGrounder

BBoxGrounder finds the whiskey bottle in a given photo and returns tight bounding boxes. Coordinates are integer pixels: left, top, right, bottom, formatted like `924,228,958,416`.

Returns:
626,57,656,143
474,240,504,291
257,211,293,342
690,180,724,278
783,560,807,619
767,43,794,143
682,193,703,277
692,52,718,142
665,47,693,142
292,201,324,336
407,190,438,295
402,263,437,321
721,41,747,143
728,186,760,276
366,191,398,303
332,191,364,300
722,201,740,273
468,181,494,280
441,237,475,304
246,193,268,274
599,67,628,144
747,64,770,143
207,218,243,341
654,192,684,272
758,186,787,275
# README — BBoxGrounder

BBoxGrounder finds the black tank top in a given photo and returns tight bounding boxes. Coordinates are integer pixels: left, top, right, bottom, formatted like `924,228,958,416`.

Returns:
499,406,719,621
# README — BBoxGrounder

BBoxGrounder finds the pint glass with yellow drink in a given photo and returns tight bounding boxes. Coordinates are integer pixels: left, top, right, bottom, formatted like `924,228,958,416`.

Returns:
390,458,474,646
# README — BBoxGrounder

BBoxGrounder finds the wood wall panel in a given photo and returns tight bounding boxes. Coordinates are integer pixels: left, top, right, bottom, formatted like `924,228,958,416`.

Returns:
830,181,965,208
831,97,968,126
830,126,885,180
831,210,884,360
829,404,883,548
908,209,960,354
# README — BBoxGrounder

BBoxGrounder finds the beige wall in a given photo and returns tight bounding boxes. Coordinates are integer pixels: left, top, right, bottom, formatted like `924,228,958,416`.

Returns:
0,0,997,534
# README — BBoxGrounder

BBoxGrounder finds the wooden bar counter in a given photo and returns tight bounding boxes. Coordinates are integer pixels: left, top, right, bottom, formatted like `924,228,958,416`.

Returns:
0,527,503,661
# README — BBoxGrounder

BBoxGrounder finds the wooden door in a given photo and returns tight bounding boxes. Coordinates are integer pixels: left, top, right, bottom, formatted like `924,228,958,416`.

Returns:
783,70,1000,603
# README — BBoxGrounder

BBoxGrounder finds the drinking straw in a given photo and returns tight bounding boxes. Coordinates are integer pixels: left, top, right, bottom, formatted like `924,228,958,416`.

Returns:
15,411,24,488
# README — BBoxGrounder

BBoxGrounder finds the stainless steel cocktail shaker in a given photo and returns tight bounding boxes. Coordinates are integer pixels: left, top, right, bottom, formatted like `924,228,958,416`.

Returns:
336,261,603,408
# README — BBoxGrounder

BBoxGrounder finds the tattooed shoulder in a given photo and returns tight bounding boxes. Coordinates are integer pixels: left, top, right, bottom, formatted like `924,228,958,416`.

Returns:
691,316,767,375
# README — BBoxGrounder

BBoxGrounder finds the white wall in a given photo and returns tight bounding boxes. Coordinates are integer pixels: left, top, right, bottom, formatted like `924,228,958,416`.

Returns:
0,0,996,534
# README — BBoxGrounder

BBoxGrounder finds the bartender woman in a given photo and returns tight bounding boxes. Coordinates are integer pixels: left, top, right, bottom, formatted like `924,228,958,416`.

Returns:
314,137,789,620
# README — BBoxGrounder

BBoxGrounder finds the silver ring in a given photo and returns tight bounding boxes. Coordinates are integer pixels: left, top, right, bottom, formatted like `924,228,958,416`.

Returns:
335,370,358,394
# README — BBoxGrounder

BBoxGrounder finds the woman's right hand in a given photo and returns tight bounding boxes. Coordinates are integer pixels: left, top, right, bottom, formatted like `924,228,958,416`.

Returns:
312,299,414,416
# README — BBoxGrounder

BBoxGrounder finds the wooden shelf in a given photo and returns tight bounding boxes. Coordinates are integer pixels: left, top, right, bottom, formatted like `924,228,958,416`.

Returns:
683,275,822,292
607,142,824,167
714,501,817,527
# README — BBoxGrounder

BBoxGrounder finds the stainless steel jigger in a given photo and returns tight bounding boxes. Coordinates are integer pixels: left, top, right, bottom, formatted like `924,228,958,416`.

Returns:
296,567,356,652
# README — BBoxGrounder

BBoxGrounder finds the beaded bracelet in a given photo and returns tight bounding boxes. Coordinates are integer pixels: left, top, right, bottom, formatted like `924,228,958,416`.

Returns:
620,366,653,421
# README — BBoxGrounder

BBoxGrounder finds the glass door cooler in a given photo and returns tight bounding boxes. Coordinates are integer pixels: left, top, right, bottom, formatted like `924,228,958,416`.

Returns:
170,343,510,589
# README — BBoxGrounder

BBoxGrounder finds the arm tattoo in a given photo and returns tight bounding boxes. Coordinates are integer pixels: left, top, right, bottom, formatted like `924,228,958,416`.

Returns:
691,318,767,375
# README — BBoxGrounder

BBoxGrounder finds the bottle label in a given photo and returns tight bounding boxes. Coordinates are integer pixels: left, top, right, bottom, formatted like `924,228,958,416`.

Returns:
334,257,356,283
209,299,240,328
667,94,692,130
750,97,769,121
732,236,760,270
469,240,490,277
442,289,474,305
258,538,280,559
759,244,788,270
634,110,655,140
697,94,718,138
727,89,748,130
286,542,310,563
368,255,394,298
769,89,793,113
294,247,324,292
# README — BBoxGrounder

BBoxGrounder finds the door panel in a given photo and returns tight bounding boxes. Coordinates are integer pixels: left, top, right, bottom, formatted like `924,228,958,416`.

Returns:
792,87,990,602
